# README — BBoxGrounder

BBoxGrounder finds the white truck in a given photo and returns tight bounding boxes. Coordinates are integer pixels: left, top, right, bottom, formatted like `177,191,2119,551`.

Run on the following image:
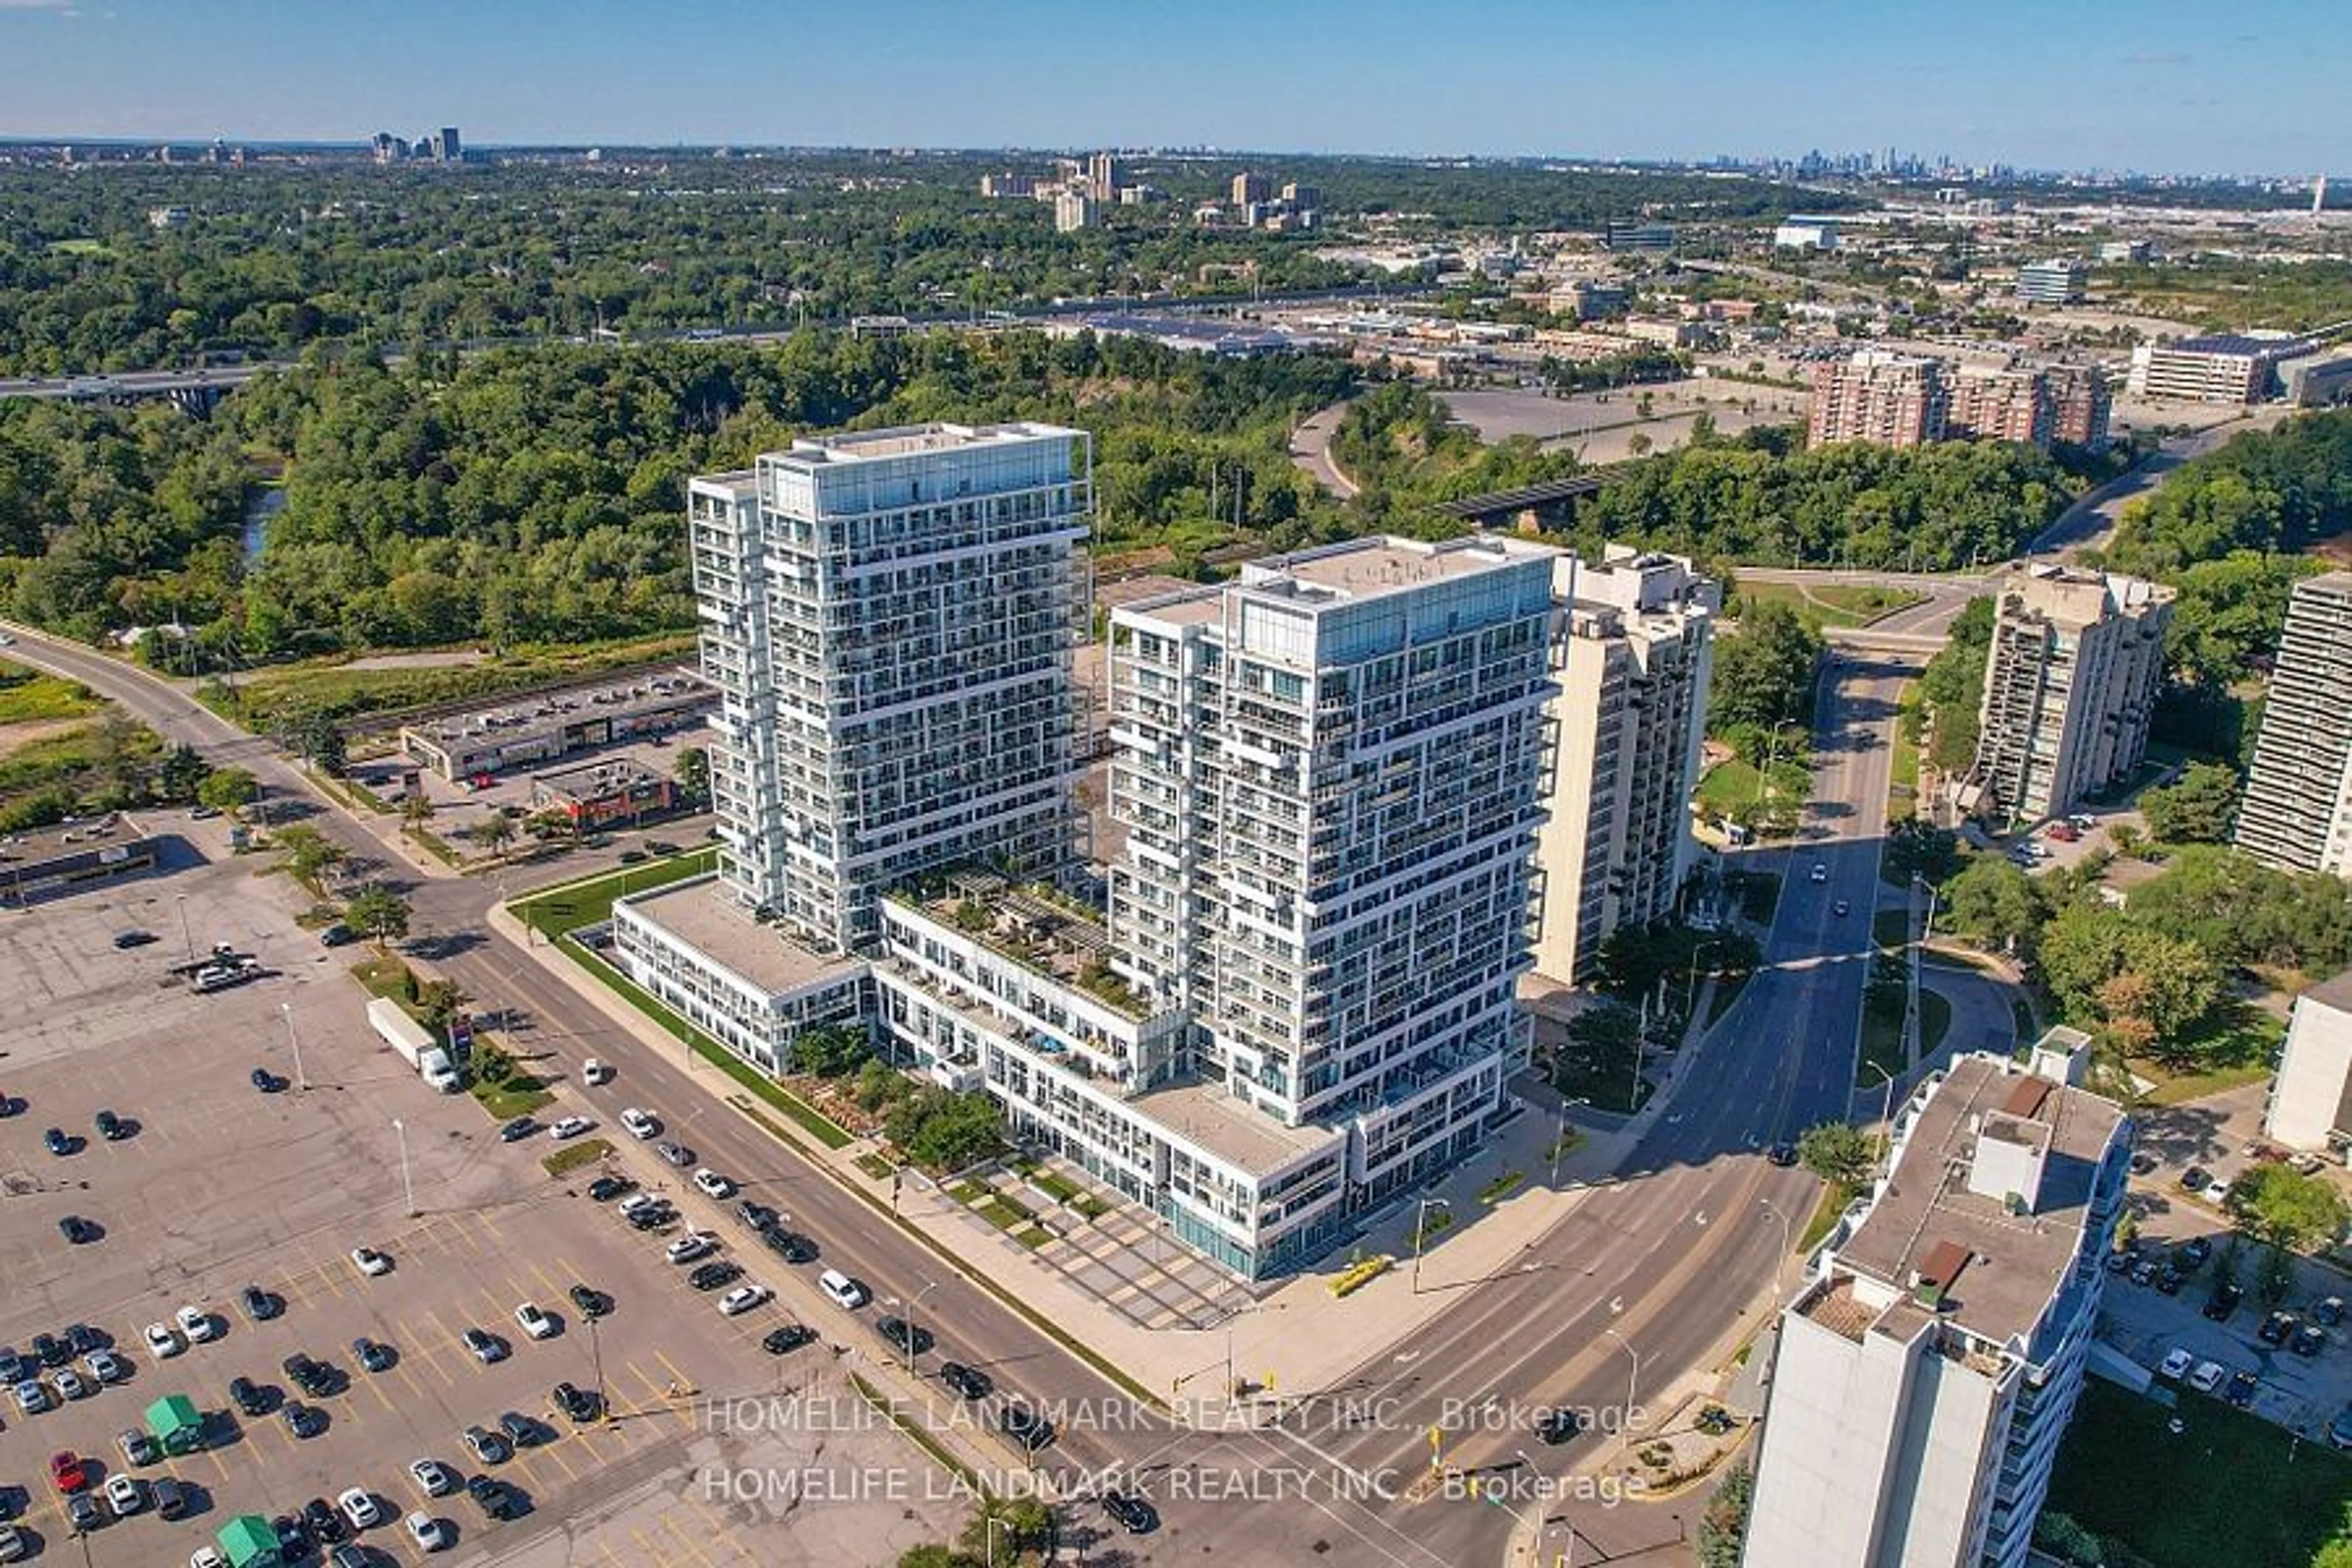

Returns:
368,996,461,1092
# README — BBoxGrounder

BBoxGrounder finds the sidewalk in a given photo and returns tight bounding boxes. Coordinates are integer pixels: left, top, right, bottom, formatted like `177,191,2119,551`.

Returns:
490,902,1701,1420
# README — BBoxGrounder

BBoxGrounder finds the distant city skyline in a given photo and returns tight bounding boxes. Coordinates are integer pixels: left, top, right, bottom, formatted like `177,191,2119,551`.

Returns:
0,0,2340,178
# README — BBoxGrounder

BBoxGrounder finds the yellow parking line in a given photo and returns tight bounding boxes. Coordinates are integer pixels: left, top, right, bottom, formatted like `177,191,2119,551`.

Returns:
360,1366,402,1419
204,1446,232,1485
524,1257,573,1306
536,1438,581,1485
628,1526,668,1565
659,1513,720,1568
625,1359,694,1435
653,1347,700,1402
417,1305,477,1383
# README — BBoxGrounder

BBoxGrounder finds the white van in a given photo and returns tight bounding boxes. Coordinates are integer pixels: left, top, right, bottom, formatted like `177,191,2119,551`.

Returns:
818,1270,869,1311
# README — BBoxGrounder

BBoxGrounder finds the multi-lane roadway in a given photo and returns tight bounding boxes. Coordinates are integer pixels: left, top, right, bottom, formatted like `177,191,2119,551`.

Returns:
0,620,1915,1566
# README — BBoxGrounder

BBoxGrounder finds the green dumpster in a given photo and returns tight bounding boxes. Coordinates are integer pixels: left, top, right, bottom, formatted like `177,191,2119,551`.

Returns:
217,1512,282,1567
146,1392,205,1455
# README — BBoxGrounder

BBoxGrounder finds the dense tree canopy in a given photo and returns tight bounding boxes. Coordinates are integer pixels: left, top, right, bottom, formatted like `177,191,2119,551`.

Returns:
1709,601,1824,732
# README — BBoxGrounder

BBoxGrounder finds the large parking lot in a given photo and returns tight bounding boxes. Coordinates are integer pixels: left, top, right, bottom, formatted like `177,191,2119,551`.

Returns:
0,850,961,1566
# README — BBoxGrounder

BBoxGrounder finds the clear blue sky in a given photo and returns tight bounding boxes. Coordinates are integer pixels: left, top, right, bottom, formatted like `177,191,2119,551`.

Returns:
0,0,2337,175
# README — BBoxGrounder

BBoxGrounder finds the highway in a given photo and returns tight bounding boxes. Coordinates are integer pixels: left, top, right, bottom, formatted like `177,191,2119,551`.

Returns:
0,282,1418,404
4,616,1915,1564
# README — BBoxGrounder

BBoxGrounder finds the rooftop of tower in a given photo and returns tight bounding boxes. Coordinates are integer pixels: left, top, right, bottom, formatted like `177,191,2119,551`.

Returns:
773,420,1082,466
1246,534,1559,604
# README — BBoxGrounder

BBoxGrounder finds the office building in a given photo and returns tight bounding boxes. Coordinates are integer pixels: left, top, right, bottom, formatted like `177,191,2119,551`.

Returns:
2098,239,2151,264
1807,351,1948,448
1743,1046,2129,1568
1773,219,1838,249
1087,151,1120,201
428,126,461,163
1551,279,1630,320
2235,571,2352,875
1055,192,1098,233
681,423,1087,953
1532,548,1717,985
1964,566,2172,826
1602,219,1676,252
2280,352,2352,408
2261,974,2352,1162
2016,258,2086,305
370,130,410,164
1280,181,1322,213
1231,172,1272,206
2126,334,2312,404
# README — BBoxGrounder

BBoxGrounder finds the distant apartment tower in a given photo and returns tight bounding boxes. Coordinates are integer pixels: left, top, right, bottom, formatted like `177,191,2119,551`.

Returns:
2016,258,2087,305
1945,363,2052,445
1966,566,2173,826
1807,351,1948,448
980,172,1038,198
1109,537,1559,1228
2261,974,2352,1159
1055,192,1099,233
428,126,461,163
371,131,410,164
1280,181,1322,213
1532,548,1717,985
2047,367,2112,450
687,423,1089,951
2235,571,2352,875
1231,171,1272,206
1743,1045,2129,1568
2126,333,2311,404
1087,151,1120,200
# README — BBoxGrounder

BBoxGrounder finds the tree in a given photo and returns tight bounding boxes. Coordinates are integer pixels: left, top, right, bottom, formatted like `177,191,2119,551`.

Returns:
674,744,710,804
156,744,211,803
894,1547,974,1568
1797,1121,1875,1188
2032,1511,2105,1567
2228,1164,2352,1255
416,978,470,1031
274,823,346,888
467,813,518,858
959,1498,1051,1562
197,766,259,814
1882,818,1960,887
402,791,437,831
888,1088,1005,1172
1709,601,1823,733
1696,1461,1754,1568
295,710,349,777
2139,761,2241,845
2255,1242,2297,1310
1940,857,2043,956
345,885,412,949
790,1023,873,1078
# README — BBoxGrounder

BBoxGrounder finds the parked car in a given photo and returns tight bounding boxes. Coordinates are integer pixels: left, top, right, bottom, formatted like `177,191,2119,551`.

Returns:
692,1167,734,1199
466,1472,518,1519
584,1058,614,1085
2203,1283,2243,1322
337,1487,382,1530
568,1283,614,1319
514,1302,557,1341
462,1327,509,1365
350,1246,392,1277
620,1107,658,1139
2160,1348,2195,1380
688,1261,743,1292
407,1510,453,1551
553,1381,600,1422
58,1215,99,1244
654,1140,694,1168
939,1361,993,1400
818,1269,869,1310
409,1458,459,1498
241,1283,282,1321
763,1324,818,1356
118,1428,160,1468
111,929,156,950
2187,1360,2226,1393
766,1229,820,1265
176,1304,217,1343
318,923,357,948
461,1425,509,1466
2315,1295,2345,1328
547,1115,593,1140
2226,1370,2260,1409
874,1316,933,1358
719,1284,771,1317
666,1232,715,1265
353,1337,396,1373
587,1175,636,1204
499,1116,540,1143
94,1109,127,1140
284,1401,323,1438
231,1376,270,1416
2259,1311,2297,1347
2292,1324,2328,1357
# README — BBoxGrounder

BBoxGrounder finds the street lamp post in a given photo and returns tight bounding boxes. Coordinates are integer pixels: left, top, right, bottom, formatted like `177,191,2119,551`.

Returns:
1600,1327,1640,1471
1550,1097,1588,1188
1512,1448,1562,1567
280,1001,308,1091
983,1515,1009,1568
1683,938,1721,1026
900,1280,939,1375
175,892,194,966
1411,1196,1452,1295
391,1117,417,1218
1759,1199,1794,1305
1863,1061,1898,1166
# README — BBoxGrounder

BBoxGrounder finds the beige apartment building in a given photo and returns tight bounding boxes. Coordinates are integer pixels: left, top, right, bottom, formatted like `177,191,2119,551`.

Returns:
1531,548,1717,984
2235,571,2352,876
1964,565,2172,826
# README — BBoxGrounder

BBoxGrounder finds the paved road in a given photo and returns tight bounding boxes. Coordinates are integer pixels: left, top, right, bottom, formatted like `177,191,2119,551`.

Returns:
1291,400,1361,499
1,620,1915,1566
1142,654,1912,1568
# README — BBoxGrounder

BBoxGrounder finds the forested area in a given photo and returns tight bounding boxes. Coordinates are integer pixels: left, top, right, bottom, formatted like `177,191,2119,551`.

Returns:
0,153,1843,377
1329,381,2090,571
0,152,1362,375
0,331,1356,658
